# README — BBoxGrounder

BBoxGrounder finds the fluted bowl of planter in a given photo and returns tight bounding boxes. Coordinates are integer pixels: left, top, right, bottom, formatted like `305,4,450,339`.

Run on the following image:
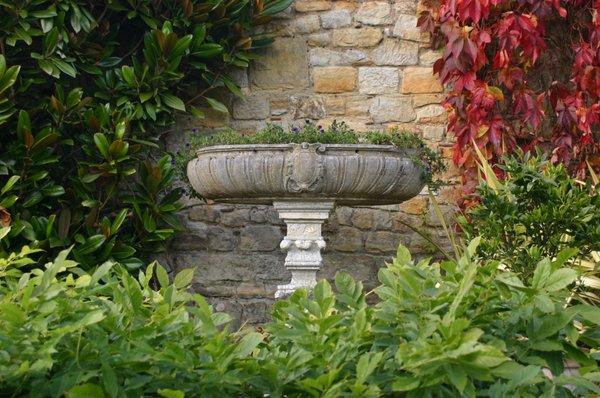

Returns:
187,142,426,205
184,124,444,298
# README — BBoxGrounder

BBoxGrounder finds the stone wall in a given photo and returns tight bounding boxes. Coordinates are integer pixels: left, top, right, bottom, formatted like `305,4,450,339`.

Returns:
164,0,459,325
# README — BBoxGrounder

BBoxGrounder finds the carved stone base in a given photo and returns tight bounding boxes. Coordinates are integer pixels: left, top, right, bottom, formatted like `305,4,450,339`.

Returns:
273,201,334,298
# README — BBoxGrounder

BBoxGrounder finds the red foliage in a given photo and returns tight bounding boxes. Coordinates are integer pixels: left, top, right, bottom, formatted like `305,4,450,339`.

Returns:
419,0,600,202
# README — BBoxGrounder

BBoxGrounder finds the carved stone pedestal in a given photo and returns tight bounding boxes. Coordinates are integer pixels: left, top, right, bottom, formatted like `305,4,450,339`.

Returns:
274,201,334,298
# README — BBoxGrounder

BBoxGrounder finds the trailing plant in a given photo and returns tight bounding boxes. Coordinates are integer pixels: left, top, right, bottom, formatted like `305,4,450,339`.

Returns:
418,0,600,201
461,150,600,304
1,241,598,396
0,0,293,269
178,121,447,192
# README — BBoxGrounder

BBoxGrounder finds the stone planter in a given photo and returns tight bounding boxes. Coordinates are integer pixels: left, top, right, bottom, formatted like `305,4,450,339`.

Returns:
187,143,426,297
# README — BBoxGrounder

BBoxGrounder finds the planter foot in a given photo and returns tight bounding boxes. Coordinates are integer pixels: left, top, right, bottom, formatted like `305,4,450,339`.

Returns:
273,201,334,298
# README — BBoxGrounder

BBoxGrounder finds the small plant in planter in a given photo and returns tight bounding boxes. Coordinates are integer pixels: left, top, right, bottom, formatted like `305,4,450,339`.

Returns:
183,121,446,298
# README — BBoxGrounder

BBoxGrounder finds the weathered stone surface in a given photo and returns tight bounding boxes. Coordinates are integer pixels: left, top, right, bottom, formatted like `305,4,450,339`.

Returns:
351,208,374,229
332,28,383,47
289,14,321,34
321,9,353,29
314,66,357,93
207,226,237,251
419,49,443,66
402,67,443,93
355,1,393,25
289,95,327,119
369,96,416,123
321,254,377,282
329,226,363,252
416,104,445,120
399,196,429,215
422,125,446,142
372,39,419,66
392,14,422,41
346,96,370,116
309,48,367,66
251,38,309,90
324,96,346,115
307,32,332,46
232,94,269,120
188,205,219,222
413,93,445,107
188,143,426,205
240,225,282,252
219,208,251,227
335,207,354,225
295,0,332,12
373,210,393,230
365,231,400,253
359,67,399,94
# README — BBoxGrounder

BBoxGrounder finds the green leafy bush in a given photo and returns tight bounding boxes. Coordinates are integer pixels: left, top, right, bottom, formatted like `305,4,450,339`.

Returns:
460,151,600,295
178,121,447,192
2,241,598,396
0,0,292,268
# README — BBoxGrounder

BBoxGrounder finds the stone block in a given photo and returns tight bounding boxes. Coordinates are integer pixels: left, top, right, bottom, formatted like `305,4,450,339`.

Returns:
309,48,368,66
307,32,332,46
359,67,399,94
240,225,282,251
355,1,393,25
188,205,220,222
321,253,377,282
295,0,332,12
232,94,269,120
314,66,357,93
351,208,374,229
321,9,353,29
219,208,251,227
332,28,383,47
251,38,309,90
207,226,237,251
346,96,371,116
373,210,393,230
335,206,354,225
289,95,327,119
329,226,364,252
290,14,321,34
416,104,445,121
369,96,415,123
399,196,429,215
422,125,446,142
372,39,419,66
365,231,400,253
392,14,424,41
324,96,346,115
419,49,443,66
413,93,445,107
402,67,443,94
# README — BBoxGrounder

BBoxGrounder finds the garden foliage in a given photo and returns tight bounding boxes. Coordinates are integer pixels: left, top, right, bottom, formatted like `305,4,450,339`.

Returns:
461,151,600,304
0,0,292,268
419,0,600,198
1,241,599,397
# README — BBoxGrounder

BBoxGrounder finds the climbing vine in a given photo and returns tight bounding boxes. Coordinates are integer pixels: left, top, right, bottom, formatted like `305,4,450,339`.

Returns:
419,0,599,201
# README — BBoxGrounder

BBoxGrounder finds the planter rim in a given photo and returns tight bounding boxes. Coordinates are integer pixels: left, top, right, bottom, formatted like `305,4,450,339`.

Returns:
194,142,421,155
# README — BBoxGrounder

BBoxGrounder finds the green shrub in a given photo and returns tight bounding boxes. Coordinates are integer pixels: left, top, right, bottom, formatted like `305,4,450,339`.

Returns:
0,0,292,268
2,241,598,397
460,151,600,283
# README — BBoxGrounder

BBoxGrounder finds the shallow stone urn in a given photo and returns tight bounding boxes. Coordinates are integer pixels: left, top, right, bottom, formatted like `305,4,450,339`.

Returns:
187,143,426,298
